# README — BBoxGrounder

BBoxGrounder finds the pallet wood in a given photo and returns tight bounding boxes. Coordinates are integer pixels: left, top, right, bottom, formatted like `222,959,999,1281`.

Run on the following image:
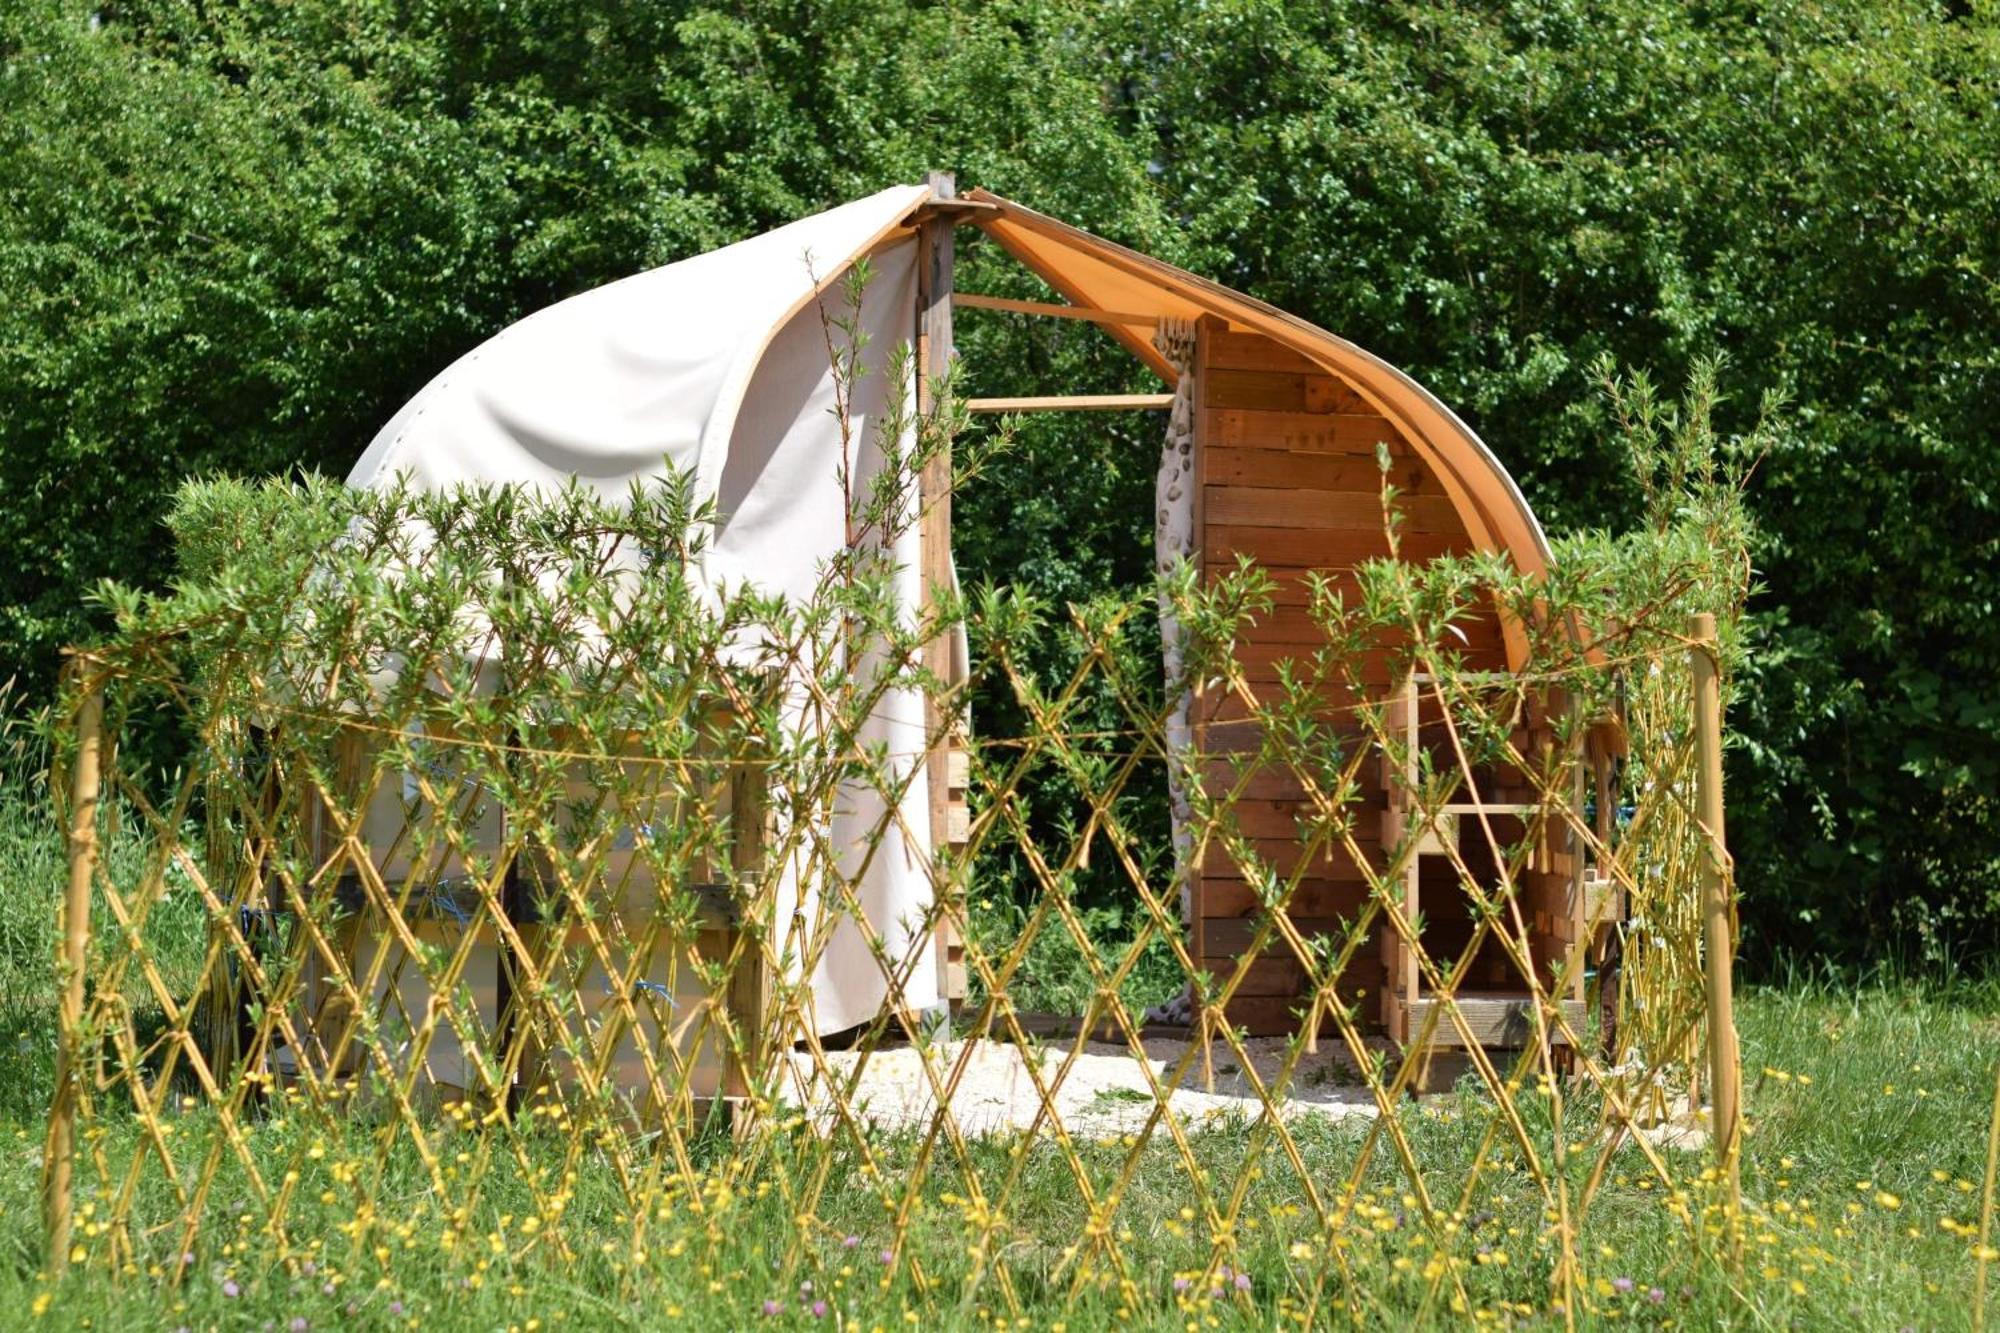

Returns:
1203,484,1462,533
1201,916,1370,957
1199,877,1378,919
1232,602,1506,648
1211,642,1504,687
1198,836,1381,877
1200,955,1312,996
1205,525,1468,569
1212,796,1381,841
1205,409,1403,454
1400,995,1589,1049
1204,956,1385,1002
1203,330,1326,375
1203,446,1435,494
1195,760,1325,803
1204,368,1370,415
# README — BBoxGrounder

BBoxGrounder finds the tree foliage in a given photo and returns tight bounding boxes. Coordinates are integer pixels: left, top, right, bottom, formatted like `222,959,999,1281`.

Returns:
3,0,1996,963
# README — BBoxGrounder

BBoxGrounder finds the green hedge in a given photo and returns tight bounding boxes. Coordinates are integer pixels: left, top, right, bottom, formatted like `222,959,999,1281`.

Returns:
3,0,1995,964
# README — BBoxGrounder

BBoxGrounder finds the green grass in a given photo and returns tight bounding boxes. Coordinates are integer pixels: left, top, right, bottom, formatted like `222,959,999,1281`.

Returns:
0,790,1996,1330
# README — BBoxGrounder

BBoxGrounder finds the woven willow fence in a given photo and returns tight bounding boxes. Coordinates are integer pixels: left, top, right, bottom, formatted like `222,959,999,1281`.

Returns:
41,463,1746,1325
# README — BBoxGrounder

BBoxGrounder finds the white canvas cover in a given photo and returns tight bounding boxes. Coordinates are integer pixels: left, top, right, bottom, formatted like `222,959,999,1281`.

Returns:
348,184,941,1034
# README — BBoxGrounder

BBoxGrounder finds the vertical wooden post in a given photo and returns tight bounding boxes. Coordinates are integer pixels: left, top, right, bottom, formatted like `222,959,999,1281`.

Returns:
727,757,772,1108
916,170,960,1005
1691,613,1741,1207
45,678,104,1276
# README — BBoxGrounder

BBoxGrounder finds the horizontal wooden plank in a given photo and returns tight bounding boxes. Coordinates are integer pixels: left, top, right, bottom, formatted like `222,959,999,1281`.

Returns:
1204,485,1464,534
1235,602,1506,649
1205,567,1367,606
1202,446,1436,494
969,393,1174,413
1210,796,1378,841
1199,878,1372,920
1202,916,1371,958
1227,641,1433,686
1401,995,1589,1049
1205,370,1370,415
1207,409,1406,455
1203,956,1388,1006
1200,955,1310,996
1195,760,1316,803
1198,709,1387,756
1199,836,1381,878
1205,525,1467,570
1200,686,1378,725
1204,330,1324,375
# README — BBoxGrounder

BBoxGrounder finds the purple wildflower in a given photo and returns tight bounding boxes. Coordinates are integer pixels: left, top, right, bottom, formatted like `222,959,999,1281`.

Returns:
842,1235,860,1249
762,1299,784,1316
1612,1276,1635,1294
290,1319,309,1332
880,1250,895,1265
1234,1272,1252,1292
1648,1288,1665,1305
811,1301,828,1318
388,1302,404,1316
221,1279,241,1299
1172,1276,1192,1292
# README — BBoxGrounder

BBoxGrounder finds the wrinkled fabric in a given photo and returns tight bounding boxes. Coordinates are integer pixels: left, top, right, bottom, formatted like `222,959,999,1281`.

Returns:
348,186,940,1033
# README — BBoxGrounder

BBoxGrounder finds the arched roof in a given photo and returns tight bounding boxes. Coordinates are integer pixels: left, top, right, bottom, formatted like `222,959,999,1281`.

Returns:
963,189,1554,596
348,184,929,513
349,181,1553,665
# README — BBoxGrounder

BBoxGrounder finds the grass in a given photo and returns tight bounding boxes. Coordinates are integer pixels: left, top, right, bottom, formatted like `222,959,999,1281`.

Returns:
0,788,1996,1330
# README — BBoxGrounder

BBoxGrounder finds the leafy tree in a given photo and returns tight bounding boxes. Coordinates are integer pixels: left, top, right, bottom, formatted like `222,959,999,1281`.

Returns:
3,0,1996,963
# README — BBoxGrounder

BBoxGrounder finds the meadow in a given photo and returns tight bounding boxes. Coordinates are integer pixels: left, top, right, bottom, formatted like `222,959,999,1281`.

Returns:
0,781,1995,1332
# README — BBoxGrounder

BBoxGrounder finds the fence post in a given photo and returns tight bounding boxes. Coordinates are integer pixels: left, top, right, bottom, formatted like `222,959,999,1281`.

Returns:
44,676,104,1276
1690,613,1741,1212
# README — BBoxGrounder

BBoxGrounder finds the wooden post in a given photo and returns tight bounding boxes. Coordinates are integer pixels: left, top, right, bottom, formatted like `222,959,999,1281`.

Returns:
45,678,104,1276
1691,613,1741,1208
915,169,961,1005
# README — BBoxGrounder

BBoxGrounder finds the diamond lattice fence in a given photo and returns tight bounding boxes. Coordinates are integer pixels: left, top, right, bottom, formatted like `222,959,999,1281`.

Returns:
42,476,1742,1326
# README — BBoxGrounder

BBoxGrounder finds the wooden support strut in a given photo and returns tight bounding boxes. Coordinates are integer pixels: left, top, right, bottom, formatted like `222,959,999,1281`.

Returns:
46,677,103,1275
1691,613,1741,1216
916,171,962,1004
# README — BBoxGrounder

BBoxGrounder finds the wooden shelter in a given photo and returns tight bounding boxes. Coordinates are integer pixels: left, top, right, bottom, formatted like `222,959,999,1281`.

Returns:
336,174,1616,1071
927,182,1605,1056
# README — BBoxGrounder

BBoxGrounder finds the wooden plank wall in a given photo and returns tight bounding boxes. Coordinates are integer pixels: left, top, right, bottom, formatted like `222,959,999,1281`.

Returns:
1189,321,1520,1036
